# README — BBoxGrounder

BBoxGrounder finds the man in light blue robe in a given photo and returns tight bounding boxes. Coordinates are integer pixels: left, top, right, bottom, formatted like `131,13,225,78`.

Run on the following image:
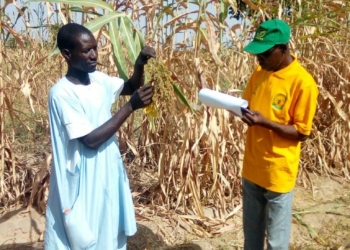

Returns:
45,23,155,250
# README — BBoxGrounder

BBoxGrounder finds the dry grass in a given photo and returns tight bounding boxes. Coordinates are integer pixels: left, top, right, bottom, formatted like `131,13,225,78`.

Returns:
0,41,58,212
0,0,349,239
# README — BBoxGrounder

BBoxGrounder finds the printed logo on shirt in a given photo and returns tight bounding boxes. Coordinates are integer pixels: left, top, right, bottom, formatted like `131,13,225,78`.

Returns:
255,28,267,41
272,93,287,110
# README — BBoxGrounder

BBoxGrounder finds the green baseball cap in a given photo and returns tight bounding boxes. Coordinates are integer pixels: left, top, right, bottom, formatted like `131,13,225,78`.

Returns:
243,19,291,55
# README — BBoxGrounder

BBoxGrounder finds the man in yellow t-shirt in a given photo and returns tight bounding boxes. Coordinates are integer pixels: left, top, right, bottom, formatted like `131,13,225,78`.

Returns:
239,19,318,250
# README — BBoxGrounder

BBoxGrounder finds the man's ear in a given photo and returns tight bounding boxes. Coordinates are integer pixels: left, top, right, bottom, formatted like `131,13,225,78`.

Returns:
61,49,71,61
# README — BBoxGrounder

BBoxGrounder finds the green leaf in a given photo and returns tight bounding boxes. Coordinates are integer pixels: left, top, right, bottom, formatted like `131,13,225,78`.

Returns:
219,0,229,24
85,12,126,33
108,21,129,80
134,28,145,48
147,116,156,133
67,6,102,16
172,84,194,113
133,31,142,55
29,0,114,12
118,16,138,65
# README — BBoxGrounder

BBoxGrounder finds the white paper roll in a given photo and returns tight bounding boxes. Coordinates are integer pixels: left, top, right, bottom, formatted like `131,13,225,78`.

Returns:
199,88,249,117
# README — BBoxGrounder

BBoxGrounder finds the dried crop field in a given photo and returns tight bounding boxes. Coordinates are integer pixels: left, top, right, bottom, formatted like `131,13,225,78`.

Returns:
0,0,349,249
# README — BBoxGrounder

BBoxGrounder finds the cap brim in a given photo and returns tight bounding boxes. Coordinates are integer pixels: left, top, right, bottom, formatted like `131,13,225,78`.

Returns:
243,41,275,55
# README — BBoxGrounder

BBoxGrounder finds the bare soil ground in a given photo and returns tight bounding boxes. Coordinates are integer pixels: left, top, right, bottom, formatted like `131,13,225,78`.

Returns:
1,176,349,250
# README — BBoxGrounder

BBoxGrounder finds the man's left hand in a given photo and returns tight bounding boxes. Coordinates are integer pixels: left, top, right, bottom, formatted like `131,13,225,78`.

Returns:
241,110,267,127
136,46,156,65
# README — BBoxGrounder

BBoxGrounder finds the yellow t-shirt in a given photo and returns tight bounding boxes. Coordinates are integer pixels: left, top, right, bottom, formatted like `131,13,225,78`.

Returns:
242,57,318,193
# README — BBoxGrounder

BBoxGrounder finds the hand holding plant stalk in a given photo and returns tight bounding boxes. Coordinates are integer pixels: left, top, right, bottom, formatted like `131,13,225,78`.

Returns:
136,45,156,66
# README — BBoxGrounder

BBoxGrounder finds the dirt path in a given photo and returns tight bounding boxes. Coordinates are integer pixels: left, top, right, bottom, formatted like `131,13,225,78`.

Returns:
1,176,349,250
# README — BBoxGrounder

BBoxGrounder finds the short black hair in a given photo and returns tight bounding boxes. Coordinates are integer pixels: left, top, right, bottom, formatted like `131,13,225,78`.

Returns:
57,23,93,52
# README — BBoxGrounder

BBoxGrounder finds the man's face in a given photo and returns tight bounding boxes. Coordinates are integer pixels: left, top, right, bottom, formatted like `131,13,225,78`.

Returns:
68,33,98,73
256,45,285,72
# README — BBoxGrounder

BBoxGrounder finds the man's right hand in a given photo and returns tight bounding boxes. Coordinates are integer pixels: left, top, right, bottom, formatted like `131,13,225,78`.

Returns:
129,84,154,111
